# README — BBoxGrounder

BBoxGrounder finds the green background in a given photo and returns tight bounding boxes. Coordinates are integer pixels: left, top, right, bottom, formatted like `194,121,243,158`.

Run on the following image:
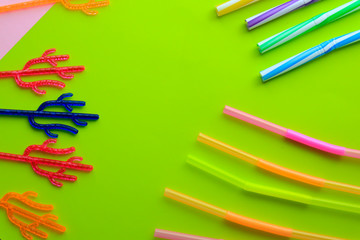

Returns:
0,0,360,239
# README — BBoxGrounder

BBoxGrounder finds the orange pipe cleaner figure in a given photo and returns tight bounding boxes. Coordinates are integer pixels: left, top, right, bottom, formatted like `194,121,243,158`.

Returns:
0,0,109,15
0,191,65,239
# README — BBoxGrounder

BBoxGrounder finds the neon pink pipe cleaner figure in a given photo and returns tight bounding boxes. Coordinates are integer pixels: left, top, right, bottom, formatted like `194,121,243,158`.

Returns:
0,139,93,187
0,48,84,95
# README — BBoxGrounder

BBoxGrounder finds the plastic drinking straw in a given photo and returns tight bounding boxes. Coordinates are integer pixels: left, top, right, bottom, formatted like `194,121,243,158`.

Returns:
164,188,346,240
197,133,360,195
224,105,360,159
258,0,360,53
188,156,360,214
246,0,319,30
260,30,360,81
154,229,223,240
216,0,259,16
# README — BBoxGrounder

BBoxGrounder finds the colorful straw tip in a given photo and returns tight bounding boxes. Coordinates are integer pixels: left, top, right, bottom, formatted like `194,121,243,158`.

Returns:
216,0,257,16
257,44,266,54
260,71,268,82
245,19,252,31
154,229,223,240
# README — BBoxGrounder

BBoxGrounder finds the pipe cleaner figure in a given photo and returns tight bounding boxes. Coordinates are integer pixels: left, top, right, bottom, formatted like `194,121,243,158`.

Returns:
0,93,99,138
0,191,65,239
0,0,110,15
0,139,93,187
0,49,84,95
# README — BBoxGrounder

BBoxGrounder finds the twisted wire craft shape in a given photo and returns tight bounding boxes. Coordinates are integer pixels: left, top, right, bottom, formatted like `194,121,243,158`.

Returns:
0,0,109,15
0,49,84,95
0,192,65,240
0,139,93,187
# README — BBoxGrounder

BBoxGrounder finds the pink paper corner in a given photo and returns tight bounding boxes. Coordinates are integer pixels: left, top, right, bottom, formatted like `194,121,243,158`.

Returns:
0,0,54,61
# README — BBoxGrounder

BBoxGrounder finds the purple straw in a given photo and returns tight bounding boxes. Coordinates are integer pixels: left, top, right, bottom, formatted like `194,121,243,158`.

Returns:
246,0,319,30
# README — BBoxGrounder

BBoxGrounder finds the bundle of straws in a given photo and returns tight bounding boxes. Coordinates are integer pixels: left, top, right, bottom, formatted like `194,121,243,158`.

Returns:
154,1,359,239
155,106,360,240
215,0,360,82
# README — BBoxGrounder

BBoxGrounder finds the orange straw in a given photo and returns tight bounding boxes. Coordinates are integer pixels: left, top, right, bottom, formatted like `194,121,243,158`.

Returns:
0,0,109,15
164,188,345,240
198,133,360,195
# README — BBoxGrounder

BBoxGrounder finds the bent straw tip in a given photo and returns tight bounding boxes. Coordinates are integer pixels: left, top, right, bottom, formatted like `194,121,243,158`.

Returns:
244,19,253,31
223,105,234,114
164,188,173,196
260,71,271,82
197,133,207,141
154,229,224,240
216,9,224,17
215,1,233,17
215,9,221,16
257,42,266,54
186,155,197,163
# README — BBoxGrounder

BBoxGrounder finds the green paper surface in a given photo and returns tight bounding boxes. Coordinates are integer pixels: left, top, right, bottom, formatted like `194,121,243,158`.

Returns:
0,0,359,239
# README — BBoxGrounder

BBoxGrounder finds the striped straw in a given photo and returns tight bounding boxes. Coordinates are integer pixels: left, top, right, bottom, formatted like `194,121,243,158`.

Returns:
246,0,319,30
258,0,360,53
261,29,360,81
216,0,259,16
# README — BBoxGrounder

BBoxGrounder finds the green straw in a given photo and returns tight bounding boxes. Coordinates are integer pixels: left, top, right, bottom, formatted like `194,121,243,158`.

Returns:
187,155,360,214
258,0,360,53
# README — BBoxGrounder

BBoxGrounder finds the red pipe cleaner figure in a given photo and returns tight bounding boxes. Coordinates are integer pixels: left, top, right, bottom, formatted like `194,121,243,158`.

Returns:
0,191,65,239
0,49,84,95
0,139,93,187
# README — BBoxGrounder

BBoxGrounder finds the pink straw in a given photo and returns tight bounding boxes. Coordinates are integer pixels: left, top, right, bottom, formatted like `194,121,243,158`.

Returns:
223,106,286,136
154,229,223,240
224,105,360,158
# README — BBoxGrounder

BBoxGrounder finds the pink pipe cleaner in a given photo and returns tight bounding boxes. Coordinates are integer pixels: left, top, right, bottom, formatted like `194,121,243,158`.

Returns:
0,139,93,187
0,49,84,95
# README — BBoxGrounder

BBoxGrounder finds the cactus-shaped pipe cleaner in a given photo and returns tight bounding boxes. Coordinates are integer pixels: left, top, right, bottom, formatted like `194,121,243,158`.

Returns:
0,139,93,187
0,191,65,239
0,0,109,15
0,48,84,95
0,93,99,138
